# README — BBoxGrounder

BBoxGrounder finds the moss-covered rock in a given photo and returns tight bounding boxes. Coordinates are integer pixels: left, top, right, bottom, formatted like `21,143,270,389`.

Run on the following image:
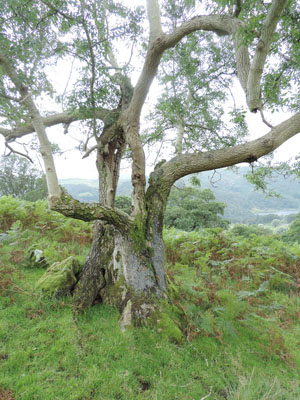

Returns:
36,256,82,297
27,249,48,268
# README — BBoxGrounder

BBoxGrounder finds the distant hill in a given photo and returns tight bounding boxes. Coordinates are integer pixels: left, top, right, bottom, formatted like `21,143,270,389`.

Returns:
196,167,300,223
60,167,300,223
59,175,133,202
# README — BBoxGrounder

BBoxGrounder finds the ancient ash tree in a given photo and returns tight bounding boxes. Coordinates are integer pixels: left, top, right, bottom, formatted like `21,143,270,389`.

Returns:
0,0,300,319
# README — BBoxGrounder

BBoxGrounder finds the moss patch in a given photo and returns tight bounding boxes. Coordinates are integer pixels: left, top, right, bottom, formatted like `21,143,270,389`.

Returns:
130,215,146,252
36,256,82,297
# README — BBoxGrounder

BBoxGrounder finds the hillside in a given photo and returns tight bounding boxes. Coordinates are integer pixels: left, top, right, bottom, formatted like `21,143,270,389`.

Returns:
60,167,300,224
1,197,300,399
198,168,300,223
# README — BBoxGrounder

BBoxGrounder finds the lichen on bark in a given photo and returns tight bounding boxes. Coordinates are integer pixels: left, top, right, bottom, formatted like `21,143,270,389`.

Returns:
48,187,133,232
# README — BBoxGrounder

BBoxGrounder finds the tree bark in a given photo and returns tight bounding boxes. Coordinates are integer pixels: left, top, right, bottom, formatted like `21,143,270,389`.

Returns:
72,221,114,309
72,174,168,319
73,210,167,320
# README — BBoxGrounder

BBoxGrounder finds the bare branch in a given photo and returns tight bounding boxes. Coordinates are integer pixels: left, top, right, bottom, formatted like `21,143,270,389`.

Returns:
164,15,236,48
40,0,79,21
82,144,97,159
0,92,21,102
234,0,242,17
0,50,61,197
80,0,98,141
233,28,250,94
107,48,120,70
5,143,34,163
259,109,274,129
175,120,184,155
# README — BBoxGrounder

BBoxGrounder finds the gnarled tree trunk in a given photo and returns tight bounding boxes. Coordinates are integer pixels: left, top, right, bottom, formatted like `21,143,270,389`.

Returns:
72,181,168,321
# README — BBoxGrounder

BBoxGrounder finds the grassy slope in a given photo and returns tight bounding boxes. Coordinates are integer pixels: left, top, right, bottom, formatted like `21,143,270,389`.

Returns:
1,196,300,399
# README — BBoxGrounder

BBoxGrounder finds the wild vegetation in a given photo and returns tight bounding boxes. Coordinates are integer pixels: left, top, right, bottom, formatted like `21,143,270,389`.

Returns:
1,196,300,399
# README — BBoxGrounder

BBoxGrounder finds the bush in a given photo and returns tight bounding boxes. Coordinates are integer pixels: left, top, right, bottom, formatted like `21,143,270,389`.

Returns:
231,224,272,238
282,213,300,243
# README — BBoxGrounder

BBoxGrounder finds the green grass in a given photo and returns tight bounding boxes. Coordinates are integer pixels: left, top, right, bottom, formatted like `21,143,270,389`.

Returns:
1,197,300,399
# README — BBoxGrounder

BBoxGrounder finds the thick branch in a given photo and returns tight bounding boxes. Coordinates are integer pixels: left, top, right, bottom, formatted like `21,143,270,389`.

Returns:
125,15,242,215
233,29,250,94
164,15,236,47
128,15,241,120
120,111,146,216
80,0,98,140
0,51,61,197
82,144,98,159
49,189,133,232
147,0,163,40
246,0,288,111
152,112,300,193
0,108,111,141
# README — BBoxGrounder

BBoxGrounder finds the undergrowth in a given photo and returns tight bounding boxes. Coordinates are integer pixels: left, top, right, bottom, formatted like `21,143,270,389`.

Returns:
1,197,300,399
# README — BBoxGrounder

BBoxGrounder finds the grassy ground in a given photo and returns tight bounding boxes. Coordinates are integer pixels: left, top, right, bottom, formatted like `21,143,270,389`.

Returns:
1,197,300,399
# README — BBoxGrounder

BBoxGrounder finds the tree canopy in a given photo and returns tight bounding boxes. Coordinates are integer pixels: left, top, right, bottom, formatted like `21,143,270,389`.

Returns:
0,0,299,208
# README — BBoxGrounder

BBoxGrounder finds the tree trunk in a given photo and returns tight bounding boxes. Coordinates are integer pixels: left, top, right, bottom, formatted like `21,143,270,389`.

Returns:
72,220,114,309
72,189,167,321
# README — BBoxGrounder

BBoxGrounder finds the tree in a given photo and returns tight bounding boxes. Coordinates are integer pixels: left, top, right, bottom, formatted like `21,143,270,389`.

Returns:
282,212,300,243
0,0,300,321
165,185,229,231
115,196,132,215
0,155,48,201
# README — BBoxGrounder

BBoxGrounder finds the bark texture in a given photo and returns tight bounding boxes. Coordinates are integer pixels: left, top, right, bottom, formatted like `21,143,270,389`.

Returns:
72,221,113,309
71,197,167,314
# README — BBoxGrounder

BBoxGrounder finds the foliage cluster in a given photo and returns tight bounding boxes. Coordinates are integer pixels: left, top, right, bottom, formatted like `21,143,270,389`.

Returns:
164,186,229,231
230,224,273,238
282,212,300,243
0,156,47,202
1,197,300,398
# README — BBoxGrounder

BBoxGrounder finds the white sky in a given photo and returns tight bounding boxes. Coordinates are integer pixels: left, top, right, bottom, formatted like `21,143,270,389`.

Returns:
0,0,299,180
